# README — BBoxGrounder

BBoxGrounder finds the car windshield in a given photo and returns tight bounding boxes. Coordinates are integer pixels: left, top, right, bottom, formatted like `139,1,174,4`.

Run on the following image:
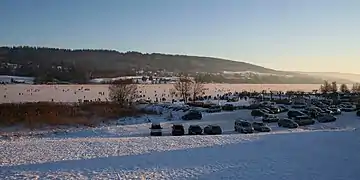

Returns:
151,124,162,129
190,126,201,129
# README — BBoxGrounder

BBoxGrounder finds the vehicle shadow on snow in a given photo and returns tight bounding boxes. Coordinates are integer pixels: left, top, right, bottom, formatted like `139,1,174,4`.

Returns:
2,131,360,180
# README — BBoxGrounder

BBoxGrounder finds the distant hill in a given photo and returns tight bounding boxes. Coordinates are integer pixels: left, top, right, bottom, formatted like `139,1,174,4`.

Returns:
296,72,360,83
0,46,355,84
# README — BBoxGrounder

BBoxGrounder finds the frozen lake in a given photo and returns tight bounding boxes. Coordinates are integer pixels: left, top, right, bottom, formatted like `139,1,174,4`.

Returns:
0,84,322,103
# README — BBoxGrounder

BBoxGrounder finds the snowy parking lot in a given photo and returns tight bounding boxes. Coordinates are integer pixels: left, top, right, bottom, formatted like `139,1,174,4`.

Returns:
1,102,360,179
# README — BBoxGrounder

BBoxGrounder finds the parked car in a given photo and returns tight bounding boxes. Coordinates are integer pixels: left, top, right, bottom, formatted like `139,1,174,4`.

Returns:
252,122,271,132
291,104,306,109
302,107,318,117
182,110,202,120
247,104,261,109
327,107,341,115
206,105,222,113
251,109,266,117
317,114,337,123
278,105,289,112
292,116,315,126
341,105,356,112
262,107,277,114
321,108,334,114
204,125,222,135
188,125,203,135
272,99,292,105
260,108,273,114
267,106,281,114
171,124,185,136
262,114,280,123
287,110,309,119
278,118,299,128
234,120,254,134
222,104,235,111
150,123,163,136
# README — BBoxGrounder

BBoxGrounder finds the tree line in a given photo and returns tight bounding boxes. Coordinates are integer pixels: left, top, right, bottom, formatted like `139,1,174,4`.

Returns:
319,81,360,94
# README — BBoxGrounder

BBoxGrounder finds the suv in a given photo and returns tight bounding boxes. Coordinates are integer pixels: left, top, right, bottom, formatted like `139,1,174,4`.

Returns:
188,125,203,135
252,122,271,132
182,110,202,120
278,118,298,129
171,124,185,136
204,125,222,135
150,123,163,136
234,120,254,134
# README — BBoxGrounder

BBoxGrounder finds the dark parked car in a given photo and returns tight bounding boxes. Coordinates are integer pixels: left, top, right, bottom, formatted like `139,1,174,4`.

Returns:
188,125,203,135
288,110,309,119
341,105,356,112
261,107,276,114
251,109,266,117
204,125,222,135
171,124,185,136
206,105,222,113
262,114,280,123
278,118,299,128
268,106,281,114
278,105,289,112
222,104,235,111
292,116,315,126
302,108,322,118
182,110,202,120
150,123,163,136
234,120,254,134
321,108,334,115
252,122,271,132
317,114,337,123
291,104,306,109
328,107,341,115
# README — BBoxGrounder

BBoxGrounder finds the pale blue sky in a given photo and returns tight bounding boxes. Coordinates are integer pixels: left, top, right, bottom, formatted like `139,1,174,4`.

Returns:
1,0,360,73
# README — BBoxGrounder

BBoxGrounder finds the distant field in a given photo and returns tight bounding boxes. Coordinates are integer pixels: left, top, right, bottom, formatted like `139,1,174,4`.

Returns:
0,84,323,103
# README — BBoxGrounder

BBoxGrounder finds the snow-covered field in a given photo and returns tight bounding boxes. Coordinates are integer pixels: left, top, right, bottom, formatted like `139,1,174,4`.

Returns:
1,101,360,179
0,84,322,103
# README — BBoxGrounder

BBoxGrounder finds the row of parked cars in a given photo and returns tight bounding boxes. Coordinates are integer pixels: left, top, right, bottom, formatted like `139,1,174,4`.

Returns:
149,118,275,136
149,123,223,136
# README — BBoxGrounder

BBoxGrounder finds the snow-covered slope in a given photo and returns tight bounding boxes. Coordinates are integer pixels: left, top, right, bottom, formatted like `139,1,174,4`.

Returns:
1,102,360,179
1,130,359,179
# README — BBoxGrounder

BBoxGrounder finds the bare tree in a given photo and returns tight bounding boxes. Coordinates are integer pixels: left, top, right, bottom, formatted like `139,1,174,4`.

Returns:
352,83,360,93
339,84,349,93
173,75,193,103
320,80,331,94
192,76,206,102
330,81,338,93
108,79,138,106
